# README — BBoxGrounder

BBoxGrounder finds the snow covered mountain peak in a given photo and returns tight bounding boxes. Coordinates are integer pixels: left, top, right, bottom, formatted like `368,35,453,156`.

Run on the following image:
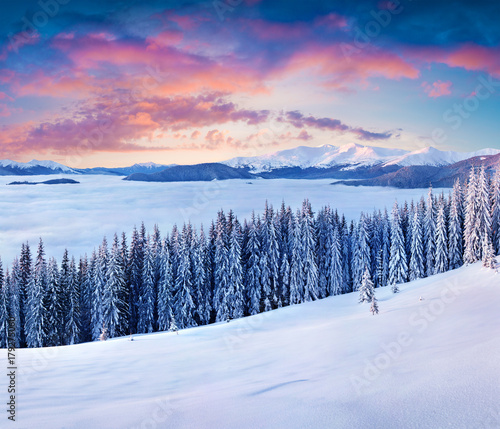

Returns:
383,146,500,167
132,162,166,168
223,143,500,172
0,159,77,173
223,143,409,172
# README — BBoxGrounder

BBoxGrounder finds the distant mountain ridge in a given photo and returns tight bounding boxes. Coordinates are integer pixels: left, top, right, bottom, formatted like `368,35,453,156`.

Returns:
2,143,500,187
223,143,500,172
333,153,500,188
124,163,253,182
0,160,172,176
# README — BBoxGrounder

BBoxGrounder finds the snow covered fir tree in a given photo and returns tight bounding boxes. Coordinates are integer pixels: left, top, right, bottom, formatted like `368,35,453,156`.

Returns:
0,166,498,348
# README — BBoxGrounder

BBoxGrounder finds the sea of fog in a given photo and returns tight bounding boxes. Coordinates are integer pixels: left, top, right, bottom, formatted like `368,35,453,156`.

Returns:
0,175,446,264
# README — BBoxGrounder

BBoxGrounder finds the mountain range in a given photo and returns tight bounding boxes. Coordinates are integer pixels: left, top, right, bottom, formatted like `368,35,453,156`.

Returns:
222,143,500,171
2,143,500,187
0,160,172,176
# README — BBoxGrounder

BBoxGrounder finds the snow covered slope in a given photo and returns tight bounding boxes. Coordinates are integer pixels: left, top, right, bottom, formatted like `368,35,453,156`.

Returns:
383,146,500,167
224,143,500,172
224,143,408,172
0,159,78,175
14,260,500,429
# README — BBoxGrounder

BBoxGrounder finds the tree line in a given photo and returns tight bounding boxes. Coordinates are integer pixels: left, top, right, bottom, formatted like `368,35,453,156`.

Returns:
0,166,498,348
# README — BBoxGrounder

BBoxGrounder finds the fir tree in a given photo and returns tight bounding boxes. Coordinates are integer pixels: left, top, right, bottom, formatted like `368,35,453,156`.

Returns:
214,217,231,321
482,227,497,270
128,226,144,334
353,213,371,290
301,200,318,302
192,227,210,325
103,235,128,338
66,257,81,344
316,207,331,299
26,239,47,348
341,217,353,293
45,257,62,346
245,213,262,314
0,259,8,348
19,243,32,347
9,260,22,348
289,212,304,304
328,226,343,296
78,255,92,343
174,227,195,328
359,267,374,304
491,168,500,254
377,210,391,288
409,210,425,281
389,201,408,290
478,165,492,260
464,168,482,264
157,241,175,331
228,226,245,320
139,237,156,333
434,203,449,274
92,240,108,341
370,295,379,315
448,179,464,269
425,187,436,276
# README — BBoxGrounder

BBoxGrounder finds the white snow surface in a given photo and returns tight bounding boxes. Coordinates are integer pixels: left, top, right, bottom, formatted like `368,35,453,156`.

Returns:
223,143,500,172
224,143,409,172
130,162,171,169
9,260,500,429
0,159,77,172
0,175,443,264
383,146,500,167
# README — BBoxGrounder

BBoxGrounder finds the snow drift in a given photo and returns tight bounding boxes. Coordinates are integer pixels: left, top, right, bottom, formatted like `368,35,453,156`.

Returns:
14,260,500,429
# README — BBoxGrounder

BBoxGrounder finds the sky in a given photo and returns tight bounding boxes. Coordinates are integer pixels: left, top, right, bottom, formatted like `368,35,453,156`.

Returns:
0,0,499,168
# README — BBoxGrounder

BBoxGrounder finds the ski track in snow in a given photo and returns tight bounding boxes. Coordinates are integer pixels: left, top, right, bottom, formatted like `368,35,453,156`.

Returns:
7,260,500,429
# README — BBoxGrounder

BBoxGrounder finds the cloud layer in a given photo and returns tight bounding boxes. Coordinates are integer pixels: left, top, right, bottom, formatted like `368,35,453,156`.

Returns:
0,0,499,163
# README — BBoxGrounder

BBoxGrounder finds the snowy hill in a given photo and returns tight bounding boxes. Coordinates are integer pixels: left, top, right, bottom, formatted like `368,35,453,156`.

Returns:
0,160,173,176
383,146,500,167
0,159,78,175
223,143,500,173
16,260,500,429
224,143,409,172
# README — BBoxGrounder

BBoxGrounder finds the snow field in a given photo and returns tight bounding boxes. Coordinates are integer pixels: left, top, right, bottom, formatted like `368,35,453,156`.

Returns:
9,260,500,429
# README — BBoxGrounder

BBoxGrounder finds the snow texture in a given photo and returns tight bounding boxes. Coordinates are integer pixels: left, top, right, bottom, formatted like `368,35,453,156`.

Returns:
10,259,500,429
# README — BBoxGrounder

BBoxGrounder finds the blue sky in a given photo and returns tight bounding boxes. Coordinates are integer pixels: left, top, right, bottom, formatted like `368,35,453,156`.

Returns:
0,0,499,167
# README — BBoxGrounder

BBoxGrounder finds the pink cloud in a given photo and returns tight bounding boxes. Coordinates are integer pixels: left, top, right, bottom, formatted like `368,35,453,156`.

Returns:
296,130,313,141
422,80,452,98
0,92,13,101
243,19,310,41
406,44,500,78
6,31,40,53
146,30,183,49
444,44,500,77
280,110,392,141
0,93,270,157
279,44,420,90
51,33,269,96
314,13,348,29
